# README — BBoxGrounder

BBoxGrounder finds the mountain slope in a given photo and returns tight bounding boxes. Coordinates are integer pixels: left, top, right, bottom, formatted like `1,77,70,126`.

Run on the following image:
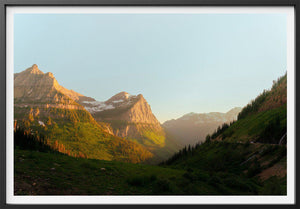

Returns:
83,92,160,125
14,65,153,163
210,73,287,144
82,92,164,147
14,64,93,108
80,91,181,162
161,140,286,194
15,147,286,195
163,73,287,188
163,107,242,146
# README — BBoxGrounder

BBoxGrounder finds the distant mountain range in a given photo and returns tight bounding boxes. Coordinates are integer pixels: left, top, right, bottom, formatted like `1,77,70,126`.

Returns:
14,69,288,195
163,107,242,146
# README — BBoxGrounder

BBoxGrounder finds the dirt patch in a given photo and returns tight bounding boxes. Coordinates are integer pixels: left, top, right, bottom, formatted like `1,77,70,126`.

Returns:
257,162,286,181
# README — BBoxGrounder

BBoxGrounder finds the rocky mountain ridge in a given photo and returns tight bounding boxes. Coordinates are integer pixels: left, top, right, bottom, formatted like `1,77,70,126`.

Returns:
81,92,160,125
13,65,179,163
163,107,242,146
81,92,171,153
14,64,93,110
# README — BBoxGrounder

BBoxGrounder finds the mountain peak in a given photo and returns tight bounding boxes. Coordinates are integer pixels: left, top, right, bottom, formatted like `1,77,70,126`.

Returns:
25,64,44,75
45,72,54,78
82,91,159,125
106,91,132,104
118,91,131,99
14,65,88,107
137,94,144,99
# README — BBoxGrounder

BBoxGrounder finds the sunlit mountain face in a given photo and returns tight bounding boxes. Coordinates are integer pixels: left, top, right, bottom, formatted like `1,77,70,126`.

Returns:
14,64,180,163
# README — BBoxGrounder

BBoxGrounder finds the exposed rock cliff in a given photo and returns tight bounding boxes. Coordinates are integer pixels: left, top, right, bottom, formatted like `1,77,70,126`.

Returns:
13,65,154,163
82,92,160,125
14,64,94,110
80,92,166,148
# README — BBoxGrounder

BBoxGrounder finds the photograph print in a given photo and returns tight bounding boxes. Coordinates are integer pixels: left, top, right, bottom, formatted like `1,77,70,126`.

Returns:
8,6,294,202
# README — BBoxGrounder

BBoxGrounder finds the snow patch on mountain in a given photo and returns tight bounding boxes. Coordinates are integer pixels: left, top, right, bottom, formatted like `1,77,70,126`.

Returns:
112,99,124,103
82,101,115,113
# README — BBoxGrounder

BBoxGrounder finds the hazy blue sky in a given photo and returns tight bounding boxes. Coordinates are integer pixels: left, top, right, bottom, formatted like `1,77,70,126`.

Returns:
14,13,287,123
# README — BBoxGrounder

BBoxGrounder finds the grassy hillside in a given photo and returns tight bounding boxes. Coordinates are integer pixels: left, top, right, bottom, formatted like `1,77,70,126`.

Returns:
14,107,153,163
209,73,287,144
146,131,183,164
14,149,183,195
97,120,181,163
14,146,285,195
238,73,286,120
162,141,286,195
158,73,288,195
220,105,286,143
14,96,287,195
106,121,167,148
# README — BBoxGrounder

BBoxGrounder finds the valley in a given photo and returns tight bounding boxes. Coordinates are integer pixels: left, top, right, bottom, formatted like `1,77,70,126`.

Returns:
14,142,286,195
14,65,288,195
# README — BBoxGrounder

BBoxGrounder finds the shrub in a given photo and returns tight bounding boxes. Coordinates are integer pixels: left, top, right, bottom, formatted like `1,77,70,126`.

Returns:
247,158,262,178
183,172,195,182
244,141,250,148
126,174,157,187
80,162,96,170
208,175,222,187
195,171,210,182
223,176,253,192
153,178,173,193
261,176,284,195
260,146,276,157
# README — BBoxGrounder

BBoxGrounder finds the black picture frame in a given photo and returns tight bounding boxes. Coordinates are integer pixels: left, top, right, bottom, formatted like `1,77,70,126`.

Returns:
0,0,298,208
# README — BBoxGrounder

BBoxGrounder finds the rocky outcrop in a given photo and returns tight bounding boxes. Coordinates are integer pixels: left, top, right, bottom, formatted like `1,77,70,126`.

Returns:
14,64,93,108
14,65,165,148
14,65,156,163
80,91,167,148
81,92,160,125
14,103,84,110
123,95,161,124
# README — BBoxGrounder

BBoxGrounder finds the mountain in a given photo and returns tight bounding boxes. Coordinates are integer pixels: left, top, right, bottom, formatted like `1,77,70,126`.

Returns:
14,65,154,163
210,73,287,144
163,107,242,146
81,92,160,125
238,74,287,120
162,73,287,189
81,92,163,146
13,68,287,195
14,64,94,108
15,145,286,195
79,91,180,162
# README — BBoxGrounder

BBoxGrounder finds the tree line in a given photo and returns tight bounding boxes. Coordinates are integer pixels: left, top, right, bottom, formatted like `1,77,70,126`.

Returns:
14,126,87,158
